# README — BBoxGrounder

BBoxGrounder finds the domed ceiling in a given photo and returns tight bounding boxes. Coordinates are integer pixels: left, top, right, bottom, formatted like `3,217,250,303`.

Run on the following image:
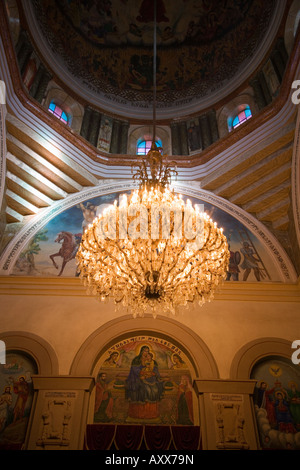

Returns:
25,0,281,117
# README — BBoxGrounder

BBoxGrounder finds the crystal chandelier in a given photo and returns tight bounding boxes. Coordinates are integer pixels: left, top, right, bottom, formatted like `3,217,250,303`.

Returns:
76,2,230,318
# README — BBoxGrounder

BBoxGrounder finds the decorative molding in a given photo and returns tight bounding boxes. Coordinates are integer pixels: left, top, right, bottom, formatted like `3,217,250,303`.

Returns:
36,395,73,447
0,276,299,302
214,397,249,450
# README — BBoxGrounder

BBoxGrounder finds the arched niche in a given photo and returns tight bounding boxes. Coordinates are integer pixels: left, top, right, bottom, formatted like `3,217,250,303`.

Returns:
0,331,59,375
128,125,171,155
230,337,293,380
217,89,258,138
44,83,84,134
70,315,219,379
71,316,218,428
231,337,300,450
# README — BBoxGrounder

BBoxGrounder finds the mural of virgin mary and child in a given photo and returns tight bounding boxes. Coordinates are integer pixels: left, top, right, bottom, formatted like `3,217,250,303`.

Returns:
125,345,165,422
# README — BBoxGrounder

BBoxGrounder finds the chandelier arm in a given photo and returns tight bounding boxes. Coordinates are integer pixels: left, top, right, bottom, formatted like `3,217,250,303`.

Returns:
114,240,148,287
102,248,145,290
170,261,224,294
91,225,145,289
153,213,179,287
79,232,99,253
161,231,225,289
149,237,157,286
156,237,171,279
163,230,210,285
141,160,149,182
157,243,188,287
206,236,227,254
164,255,198,288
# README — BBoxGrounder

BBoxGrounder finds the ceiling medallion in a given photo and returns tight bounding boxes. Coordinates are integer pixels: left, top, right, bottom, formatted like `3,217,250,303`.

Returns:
75,1,229,317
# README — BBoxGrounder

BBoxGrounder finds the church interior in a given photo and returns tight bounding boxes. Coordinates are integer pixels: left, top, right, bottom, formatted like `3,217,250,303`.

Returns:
0,0,300,451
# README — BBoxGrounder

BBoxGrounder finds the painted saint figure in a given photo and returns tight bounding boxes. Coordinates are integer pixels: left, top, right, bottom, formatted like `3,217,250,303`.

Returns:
12,376,29,423
125,345,164,421
102,352,120,368
0,387,12,432
240,241,261,281
287,382,300,429
176,375,194,425
78,202,97,232
94,373,114,423
274,391,296,434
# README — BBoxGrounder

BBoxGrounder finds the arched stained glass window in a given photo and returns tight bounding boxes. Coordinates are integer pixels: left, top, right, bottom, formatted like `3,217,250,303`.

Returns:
232,106,252,129
48,101,69,125
137,139,162,156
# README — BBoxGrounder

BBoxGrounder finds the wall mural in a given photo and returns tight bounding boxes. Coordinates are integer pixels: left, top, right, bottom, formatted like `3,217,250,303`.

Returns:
93,335,196,425
252,357,300,450
0,352,37,450
11,191,281,282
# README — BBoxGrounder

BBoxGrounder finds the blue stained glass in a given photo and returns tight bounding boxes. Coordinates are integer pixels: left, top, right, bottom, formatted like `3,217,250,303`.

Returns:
232,106,252,129
49,101,56,112
48,101,69,124
137,140,162,155
232,116,239,127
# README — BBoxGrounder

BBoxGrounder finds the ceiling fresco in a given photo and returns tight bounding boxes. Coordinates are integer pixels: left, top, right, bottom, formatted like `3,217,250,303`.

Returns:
29,0,277,108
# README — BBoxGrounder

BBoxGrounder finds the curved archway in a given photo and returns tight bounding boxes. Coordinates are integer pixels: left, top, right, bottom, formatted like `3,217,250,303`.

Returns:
128,125,171,155
232,337,300,450
230,337,293,379
217,91,257,138
44,85,84,134
0,331,59,375
70,315,219,379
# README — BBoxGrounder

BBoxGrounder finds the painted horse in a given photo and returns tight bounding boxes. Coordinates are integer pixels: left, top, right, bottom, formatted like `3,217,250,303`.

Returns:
50,231,81,276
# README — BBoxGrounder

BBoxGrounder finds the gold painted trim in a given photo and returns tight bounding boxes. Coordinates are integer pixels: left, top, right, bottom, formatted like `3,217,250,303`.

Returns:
0,276,299,302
